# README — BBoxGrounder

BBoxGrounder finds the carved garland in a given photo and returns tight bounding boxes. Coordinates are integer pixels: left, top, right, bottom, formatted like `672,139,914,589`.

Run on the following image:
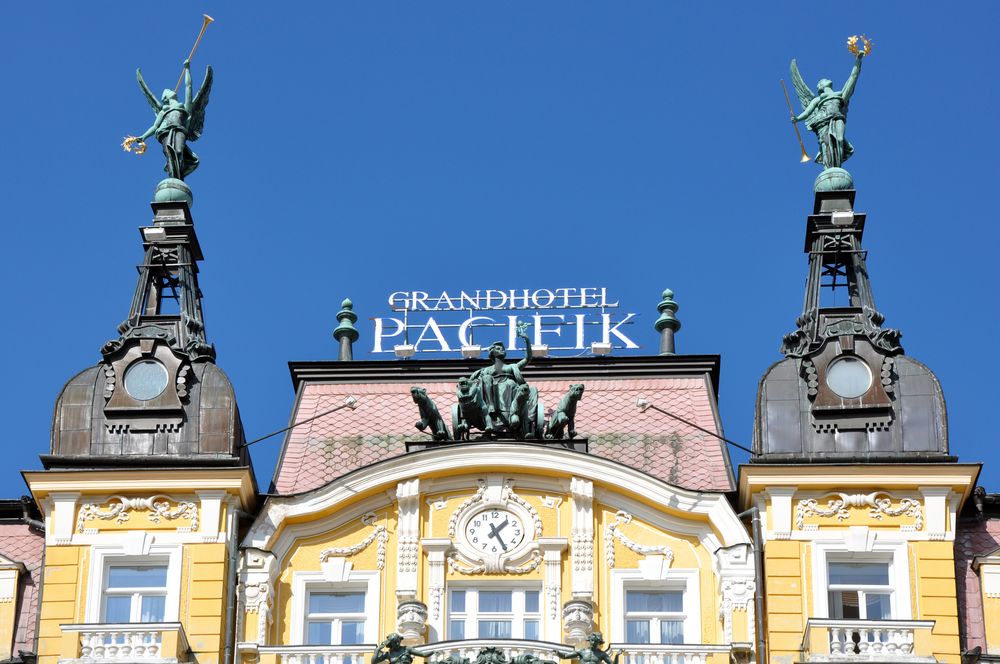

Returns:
76,495,198,533
604,510,674,568
795,492,923,530
319,512,388,570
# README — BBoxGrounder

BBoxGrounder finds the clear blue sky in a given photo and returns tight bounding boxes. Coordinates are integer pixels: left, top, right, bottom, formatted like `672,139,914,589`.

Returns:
2,3,997,492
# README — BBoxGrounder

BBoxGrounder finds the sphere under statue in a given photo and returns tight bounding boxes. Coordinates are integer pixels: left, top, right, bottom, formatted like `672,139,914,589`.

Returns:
814,167,854,193
153,178,193,205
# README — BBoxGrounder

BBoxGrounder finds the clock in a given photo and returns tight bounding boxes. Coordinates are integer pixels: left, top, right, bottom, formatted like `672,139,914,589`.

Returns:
463,508,526,556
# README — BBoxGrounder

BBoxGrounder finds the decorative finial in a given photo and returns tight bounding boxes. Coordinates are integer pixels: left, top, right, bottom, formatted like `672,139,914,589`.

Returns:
654,289,681,355
334,298,359,361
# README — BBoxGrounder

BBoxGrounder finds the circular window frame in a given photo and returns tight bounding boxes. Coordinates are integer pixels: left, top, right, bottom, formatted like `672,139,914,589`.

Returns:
123,360,170,401
825,356,873,399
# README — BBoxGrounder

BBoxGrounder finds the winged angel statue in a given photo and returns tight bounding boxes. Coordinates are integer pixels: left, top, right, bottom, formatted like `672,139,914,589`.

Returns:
789,50,865,169
134,59,213,180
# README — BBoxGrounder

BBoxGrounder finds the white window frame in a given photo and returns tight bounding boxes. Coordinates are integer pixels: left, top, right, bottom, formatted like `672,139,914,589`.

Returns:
85,545,183,623
811,539,911,620
291,571,380,646
446,584,543,640
622,588,686,645
610,569,700,645
101,562,170,623
825,560,893,620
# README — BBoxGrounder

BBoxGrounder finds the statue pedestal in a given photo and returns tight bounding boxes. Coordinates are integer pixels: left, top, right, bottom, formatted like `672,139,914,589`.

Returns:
405,438,589,454
814,167,854,193
154,178,193,205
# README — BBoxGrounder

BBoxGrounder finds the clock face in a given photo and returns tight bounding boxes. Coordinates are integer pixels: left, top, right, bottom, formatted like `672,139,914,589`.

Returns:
464,508,525,555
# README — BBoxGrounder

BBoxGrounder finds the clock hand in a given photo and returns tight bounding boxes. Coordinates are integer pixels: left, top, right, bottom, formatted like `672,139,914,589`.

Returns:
487,520,509,551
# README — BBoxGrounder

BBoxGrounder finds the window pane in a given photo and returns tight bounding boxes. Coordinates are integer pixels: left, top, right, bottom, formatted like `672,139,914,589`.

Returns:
626,591,683,613
478,620,512,638
309,592,365,614
524,591,540,614
307,621,332,644
660,621,684,645
107,565,167,588
341,621,365,645
103,596,131,623
866,593,891,620
626,620,651,644
479,591,512,613
828,563,889,586
140,595,165,622
524,620,539,640
451,590,466,613
449,620,465,640
829,590,861,620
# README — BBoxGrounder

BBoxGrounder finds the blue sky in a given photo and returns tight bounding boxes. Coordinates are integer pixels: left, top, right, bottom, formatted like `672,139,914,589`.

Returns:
1,2,997,492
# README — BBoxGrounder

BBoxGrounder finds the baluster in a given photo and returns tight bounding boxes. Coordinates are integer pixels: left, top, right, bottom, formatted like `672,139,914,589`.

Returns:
829,627,842,654
871,628,884,653
856,628,869,654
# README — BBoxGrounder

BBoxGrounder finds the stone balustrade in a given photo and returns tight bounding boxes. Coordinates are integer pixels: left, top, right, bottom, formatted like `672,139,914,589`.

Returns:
801,619,937,662
261,640,739,664
59,622,190,663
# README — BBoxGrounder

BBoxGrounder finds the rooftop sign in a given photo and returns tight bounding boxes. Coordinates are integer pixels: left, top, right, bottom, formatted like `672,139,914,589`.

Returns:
373,288,639,357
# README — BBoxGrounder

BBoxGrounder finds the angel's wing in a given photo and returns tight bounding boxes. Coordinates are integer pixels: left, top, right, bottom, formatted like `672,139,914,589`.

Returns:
187,65,213,142
789,59,814,110
136,68,162,112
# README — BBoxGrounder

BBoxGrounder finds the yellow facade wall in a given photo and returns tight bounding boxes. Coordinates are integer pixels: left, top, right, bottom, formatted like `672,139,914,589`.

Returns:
762,540,805,664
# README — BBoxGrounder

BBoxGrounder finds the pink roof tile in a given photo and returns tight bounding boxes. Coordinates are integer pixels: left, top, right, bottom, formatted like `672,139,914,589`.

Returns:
273,375,732,495
0,524,44,656
955,518,1000,650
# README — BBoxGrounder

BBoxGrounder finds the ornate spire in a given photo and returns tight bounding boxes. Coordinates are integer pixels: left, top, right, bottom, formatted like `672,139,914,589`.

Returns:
654,289,681,355
334,298,360,361
779,191,901,359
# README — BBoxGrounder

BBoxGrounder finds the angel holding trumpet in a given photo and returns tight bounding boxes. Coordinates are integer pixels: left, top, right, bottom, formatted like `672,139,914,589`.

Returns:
126,58,213,181
789,37,869,169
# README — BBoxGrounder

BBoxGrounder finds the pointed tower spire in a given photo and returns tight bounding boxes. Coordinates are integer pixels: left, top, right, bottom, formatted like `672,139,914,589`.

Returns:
754,189,949,462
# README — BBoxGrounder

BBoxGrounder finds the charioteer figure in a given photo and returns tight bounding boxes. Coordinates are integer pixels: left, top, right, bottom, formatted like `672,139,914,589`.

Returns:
555,632,622,664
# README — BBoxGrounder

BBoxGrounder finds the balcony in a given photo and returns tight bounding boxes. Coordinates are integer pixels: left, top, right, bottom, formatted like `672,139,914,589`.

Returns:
256,640,743,664
801,619,937,662
59,623,191,663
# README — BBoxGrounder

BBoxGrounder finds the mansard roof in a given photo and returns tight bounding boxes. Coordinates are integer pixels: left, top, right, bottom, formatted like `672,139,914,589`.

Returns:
272,355,733,494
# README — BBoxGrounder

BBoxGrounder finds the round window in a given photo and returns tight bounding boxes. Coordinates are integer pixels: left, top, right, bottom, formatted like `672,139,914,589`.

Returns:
825,356,872,399
123,360,169,401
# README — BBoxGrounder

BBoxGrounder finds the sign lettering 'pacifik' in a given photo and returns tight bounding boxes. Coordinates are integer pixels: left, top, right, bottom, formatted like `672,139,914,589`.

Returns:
372,288,638,355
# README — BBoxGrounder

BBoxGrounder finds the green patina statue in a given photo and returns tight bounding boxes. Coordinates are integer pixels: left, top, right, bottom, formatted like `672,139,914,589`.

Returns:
555,632,622,664
135,59,213,181
372,633,431,664
790,42,868,191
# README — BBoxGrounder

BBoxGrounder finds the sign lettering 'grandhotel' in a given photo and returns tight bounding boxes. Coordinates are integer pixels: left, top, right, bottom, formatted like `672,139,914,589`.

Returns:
372,287,639,354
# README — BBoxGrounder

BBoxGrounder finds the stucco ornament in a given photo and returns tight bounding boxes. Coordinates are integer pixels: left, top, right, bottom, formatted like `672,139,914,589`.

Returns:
603,510,674,569
796,492,923,530
447,477,543,574
76,495,198,533
319,512,388,569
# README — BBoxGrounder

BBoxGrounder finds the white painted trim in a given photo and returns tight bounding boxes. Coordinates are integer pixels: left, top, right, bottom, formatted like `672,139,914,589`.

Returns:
248,445,747,553
84,543,183,623
609,568,701,645
810,538,911,620
290,570,380,646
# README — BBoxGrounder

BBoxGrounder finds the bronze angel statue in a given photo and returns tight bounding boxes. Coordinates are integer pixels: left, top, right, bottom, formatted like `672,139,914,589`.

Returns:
789,50,865,169
134,59,213,180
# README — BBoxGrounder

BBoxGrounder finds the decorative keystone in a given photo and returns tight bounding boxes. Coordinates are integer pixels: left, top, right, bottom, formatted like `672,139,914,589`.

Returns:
333,298,359,361
654,289,681,355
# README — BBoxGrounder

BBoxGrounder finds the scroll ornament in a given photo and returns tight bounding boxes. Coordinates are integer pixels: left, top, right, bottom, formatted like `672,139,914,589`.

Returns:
604,510,674,568
319,512,388,570
796,492,922,530
77,495,198,533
